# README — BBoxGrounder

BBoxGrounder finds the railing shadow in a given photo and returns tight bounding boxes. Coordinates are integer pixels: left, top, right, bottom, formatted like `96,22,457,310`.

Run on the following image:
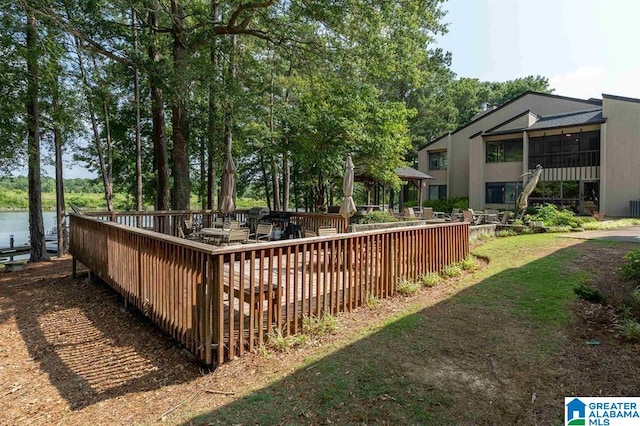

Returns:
0,259,201,411
182,239,640,425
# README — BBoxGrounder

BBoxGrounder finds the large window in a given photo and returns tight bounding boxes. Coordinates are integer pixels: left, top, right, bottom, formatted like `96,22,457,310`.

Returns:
528,130,600,168
429,151,447,170
485,182,518,204
429,185,447,200
529,180,581,212
486,138,523,163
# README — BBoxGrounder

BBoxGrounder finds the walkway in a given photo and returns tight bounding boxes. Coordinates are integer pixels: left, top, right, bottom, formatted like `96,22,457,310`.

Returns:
559,226,640,243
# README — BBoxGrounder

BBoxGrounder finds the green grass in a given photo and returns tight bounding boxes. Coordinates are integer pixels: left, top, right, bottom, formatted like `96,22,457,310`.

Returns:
179,234,603,425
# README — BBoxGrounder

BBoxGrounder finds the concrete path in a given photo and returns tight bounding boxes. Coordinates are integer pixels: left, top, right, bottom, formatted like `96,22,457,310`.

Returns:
559,226,640,243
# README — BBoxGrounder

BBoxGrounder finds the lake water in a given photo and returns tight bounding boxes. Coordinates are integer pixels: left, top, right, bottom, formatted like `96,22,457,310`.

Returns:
0,211,58,247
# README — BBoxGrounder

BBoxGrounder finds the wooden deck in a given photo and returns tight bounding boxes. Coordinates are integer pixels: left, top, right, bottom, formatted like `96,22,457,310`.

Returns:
69,212,469,365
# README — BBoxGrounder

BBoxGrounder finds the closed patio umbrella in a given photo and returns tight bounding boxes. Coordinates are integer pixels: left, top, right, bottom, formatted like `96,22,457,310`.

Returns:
220,155,236,215
339,155,357,217
517,164,543,211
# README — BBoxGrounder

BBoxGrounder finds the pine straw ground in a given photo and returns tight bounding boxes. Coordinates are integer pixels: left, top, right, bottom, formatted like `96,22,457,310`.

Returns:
0,236,639,425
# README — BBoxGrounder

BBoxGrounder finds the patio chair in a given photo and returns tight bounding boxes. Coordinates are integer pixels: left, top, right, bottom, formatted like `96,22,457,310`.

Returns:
318,227,338,236
403,207,415,218
225,227,250,245
249,223,273,243
451,208,463,221
303,230,317,238
422,207,433,219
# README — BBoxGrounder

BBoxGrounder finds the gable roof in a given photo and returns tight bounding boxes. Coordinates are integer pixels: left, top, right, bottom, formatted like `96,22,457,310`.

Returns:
419,91,602,149
481,108,605,136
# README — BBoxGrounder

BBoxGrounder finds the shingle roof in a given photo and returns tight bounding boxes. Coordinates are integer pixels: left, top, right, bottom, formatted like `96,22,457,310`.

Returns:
482,108,605,136
395,166,433,180
527,109,604,130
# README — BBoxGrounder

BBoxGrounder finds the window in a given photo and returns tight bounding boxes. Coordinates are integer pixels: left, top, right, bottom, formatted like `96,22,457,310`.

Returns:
429,151,447,170
528,130,600,168
429,185,447,200
486,138,523,163
485,182,517,204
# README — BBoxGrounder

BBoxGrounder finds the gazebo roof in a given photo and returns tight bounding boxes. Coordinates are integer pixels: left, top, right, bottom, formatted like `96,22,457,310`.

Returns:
355,165,433,183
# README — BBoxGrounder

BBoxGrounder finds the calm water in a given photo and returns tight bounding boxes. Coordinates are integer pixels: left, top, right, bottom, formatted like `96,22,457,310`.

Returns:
0,211,57,247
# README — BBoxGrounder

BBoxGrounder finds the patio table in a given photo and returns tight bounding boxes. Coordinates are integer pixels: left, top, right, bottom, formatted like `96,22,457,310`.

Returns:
201,227,230,245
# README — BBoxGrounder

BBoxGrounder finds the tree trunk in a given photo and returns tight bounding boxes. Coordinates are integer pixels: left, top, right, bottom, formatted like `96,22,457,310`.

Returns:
53,74,69,256
148,1,170,211
282,152,290,211
75,42,112,212
171,0,190,211
206,2,219,210
132,7,143,212
25,9,48,262
268,62,281,210
260,154,272,210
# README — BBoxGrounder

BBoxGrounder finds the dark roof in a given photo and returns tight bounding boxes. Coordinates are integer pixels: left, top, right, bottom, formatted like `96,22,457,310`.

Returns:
481,108,605,136
603,93,640,104
418,91,602,150
396,166,433,181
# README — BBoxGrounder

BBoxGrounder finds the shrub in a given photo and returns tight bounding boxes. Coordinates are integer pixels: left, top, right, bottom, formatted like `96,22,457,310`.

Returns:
496,229,518,238
620,250,640,284
616,319,640,341
267,327,309,352
419,272,441,288
459,256,478,271
396,278,421,296
574,283,606,304
365,293,382,308
441,264,463,278
302,314,338,337
359,211,397,224
525,203,584,228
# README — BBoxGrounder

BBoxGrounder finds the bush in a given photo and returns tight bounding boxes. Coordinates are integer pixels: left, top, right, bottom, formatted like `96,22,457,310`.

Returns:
441,264,463,278
422,197,468,214
267,327,309,352
365,293,382,308
302,314,337,337
396,278,421,296
574,283,606,304
496,229,518,238
359,211,397,224
620,250,640,284
459,256,478,271
525,203,594,229
616,319,640,341
419,272,441,288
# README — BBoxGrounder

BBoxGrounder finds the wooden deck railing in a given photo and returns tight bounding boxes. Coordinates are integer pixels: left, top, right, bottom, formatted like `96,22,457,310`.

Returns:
69,213,468,365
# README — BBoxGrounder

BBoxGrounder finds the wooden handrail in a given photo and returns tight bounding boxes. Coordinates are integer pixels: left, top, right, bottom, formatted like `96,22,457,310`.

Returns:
69,212,469,365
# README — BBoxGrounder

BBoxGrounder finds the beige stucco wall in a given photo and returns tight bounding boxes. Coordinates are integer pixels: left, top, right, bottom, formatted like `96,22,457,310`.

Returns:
602,97,640,216
420,137,449,201
468,135,484,208
490,112,534,133
417,93,602,201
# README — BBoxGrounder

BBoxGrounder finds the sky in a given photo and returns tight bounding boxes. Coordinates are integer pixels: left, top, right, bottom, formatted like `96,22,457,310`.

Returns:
437,0,640,100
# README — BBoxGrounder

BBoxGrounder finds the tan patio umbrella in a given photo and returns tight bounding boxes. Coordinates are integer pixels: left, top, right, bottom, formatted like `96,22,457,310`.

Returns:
339,155,357,217
517,164,543,211
220,155,237,215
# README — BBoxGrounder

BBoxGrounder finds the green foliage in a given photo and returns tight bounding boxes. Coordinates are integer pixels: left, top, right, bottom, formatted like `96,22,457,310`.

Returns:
359,211,398,224
496,229,518,238
619,250,640,283
440,264,463,278
573,283,606,304
302,314,338,337
267,327,309,353
459,257,478,271
615,319,640,341
525,204,587,228
365,293,382,309
396,278,421,296
422,197,468,213
419,272,442,288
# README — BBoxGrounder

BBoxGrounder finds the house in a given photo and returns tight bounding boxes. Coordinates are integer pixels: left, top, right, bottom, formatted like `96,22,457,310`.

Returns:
417,91,640,216
566,398,586,422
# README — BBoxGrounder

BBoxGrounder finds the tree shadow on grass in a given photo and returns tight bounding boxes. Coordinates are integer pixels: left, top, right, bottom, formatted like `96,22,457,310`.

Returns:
182,239,640,425
0,259,201,411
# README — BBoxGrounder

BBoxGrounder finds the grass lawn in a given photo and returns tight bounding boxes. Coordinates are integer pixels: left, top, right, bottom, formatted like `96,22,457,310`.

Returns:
182,234,626,425
3,233,638,425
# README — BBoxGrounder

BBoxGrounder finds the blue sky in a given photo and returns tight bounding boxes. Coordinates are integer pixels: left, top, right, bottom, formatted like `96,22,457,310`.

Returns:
437,0,640,99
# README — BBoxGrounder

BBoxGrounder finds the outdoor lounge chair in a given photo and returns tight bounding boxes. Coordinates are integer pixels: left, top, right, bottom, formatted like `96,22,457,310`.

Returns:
248,223,273,243
226,227,250,245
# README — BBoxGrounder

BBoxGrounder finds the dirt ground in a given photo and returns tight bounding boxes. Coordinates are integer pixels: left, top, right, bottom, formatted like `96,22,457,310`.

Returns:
0,240,638,425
